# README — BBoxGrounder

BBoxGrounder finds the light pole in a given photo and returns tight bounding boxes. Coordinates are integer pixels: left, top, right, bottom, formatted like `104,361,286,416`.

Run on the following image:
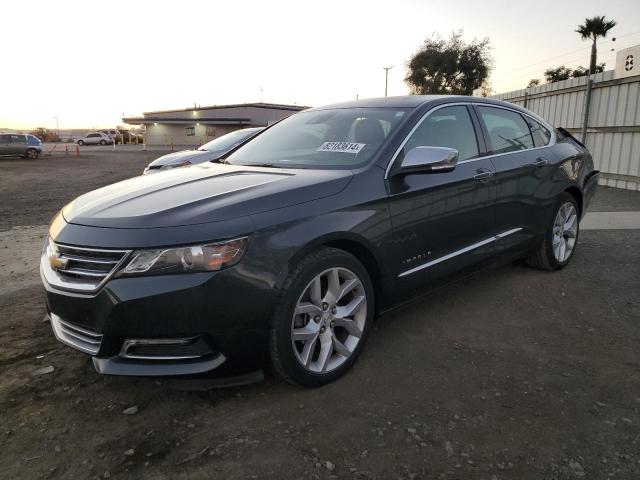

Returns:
383,66,394,97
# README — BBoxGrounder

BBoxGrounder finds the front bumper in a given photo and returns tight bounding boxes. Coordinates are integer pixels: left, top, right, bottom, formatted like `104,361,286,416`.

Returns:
42,265,276,379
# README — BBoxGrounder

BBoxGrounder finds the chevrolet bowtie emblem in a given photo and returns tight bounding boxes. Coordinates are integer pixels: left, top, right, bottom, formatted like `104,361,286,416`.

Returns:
48,247,69,270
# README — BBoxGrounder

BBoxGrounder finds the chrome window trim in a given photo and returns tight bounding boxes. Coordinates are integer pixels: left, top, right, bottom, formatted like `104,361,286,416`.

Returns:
384,101,556,179
398,228,523,278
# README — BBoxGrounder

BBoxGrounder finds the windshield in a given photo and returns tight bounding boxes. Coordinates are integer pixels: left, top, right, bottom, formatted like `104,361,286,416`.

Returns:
226,108,409,168
198,129,259,152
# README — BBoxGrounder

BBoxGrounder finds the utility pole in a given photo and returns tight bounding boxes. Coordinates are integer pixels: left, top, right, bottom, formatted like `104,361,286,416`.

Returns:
53,116,59,140
383,66,394,97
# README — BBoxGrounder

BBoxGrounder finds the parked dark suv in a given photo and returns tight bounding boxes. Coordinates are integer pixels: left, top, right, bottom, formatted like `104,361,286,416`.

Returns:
41,96,598,387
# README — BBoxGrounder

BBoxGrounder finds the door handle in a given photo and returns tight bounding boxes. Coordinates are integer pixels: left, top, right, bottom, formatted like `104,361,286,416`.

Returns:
533,157,548,168
473,169,494,181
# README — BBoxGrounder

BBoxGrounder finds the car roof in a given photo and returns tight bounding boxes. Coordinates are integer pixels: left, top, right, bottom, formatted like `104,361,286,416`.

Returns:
307,95,531,112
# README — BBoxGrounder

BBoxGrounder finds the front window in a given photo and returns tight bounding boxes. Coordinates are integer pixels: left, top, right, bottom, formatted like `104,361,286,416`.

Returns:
226,108,409,168
199,129,257,152
401,105,479,161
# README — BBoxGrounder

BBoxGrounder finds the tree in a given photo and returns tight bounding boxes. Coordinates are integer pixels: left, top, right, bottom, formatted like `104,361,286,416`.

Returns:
405,32,492,95
527,79,541,88
576,16,617,74
572,63,606,77
479,81,493,97
544,66,572,83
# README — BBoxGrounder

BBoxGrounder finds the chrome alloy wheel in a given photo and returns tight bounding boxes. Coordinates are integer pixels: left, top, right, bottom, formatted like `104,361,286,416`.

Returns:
552,202,578,262
291,267,367,373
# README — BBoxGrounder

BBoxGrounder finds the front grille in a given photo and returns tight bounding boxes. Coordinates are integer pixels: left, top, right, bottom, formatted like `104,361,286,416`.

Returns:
50,313,103,355
41,239,130,293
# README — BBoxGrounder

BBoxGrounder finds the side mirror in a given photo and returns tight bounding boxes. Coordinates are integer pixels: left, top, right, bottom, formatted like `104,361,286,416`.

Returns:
397,146,458,175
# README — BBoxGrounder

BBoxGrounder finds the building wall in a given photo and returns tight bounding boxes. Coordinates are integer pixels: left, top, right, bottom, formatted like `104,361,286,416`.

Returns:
145,123,240,147
146,105,300,125
493,71,640,191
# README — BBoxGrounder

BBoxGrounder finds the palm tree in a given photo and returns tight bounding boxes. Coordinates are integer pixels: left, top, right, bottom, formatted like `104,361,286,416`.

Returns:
576,16,617,75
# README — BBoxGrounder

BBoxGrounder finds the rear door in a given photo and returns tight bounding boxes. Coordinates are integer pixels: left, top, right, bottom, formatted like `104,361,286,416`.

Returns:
474,105,556,248
386,104,498,297
0,135,9,155
8,135,27,155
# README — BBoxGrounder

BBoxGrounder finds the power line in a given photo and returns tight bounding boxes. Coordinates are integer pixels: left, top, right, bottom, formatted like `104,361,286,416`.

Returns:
507,39,640,83
501,29,640,77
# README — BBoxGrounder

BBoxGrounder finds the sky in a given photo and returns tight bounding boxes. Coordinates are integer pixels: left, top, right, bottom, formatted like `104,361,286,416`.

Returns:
2,0,640,130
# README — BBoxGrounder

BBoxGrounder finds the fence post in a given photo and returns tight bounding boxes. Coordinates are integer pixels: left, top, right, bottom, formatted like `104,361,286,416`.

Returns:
581,78,594,144
523,90,529,109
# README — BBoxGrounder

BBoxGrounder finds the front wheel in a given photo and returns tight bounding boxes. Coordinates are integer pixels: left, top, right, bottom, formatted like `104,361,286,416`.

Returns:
77,140,84,146
269,247,374,387
526,192,579,270
99,140,107,145
25,148,39,159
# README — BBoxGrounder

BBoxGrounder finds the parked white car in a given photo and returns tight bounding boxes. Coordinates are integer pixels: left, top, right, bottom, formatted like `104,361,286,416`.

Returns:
77,133,113,146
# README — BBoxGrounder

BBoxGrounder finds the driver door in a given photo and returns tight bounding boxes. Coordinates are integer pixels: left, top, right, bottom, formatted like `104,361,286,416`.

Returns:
386,104,498,297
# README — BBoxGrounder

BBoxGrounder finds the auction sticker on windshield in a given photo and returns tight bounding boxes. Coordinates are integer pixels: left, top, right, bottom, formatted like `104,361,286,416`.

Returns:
318,142,365,154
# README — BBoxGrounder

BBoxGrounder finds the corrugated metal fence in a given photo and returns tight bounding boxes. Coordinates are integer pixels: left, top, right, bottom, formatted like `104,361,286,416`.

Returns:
493,71,640,191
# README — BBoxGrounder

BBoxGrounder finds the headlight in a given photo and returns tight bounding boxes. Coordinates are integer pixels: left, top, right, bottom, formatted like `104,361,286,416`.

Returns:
117,237,248,277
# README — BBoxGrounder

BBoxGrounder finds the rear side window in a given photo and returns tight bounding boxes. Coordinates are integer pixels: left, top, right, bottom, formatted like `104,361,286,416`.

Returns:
478,106,533,154
525,117,551,147
9,135,26,144
403,105,479,161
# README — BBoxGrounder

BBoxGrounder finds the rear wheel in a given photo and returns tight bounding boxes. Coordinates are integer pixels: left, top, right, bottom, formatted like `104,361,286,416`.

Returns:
25,148,39,159
269,247,374,387
526,192,579,270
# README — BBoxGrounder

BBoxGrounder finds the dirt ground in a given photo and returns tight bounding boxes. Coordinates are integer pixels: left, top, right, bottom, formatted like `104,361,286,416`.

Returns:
1,152,639,480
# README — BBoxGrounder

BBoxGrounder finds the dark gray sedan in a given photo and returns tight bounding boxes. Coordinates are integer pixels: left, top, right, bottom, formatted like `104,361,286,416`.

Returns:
143,127,264,174
41,96,598,387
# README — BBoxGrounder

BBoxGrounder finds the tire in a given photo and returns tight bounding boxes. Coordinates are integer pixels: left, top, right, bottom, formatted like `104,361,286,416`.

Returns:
99,140,107,145
77,140,84,146
25,149,39,159
269,247,374,387
526,192,580,271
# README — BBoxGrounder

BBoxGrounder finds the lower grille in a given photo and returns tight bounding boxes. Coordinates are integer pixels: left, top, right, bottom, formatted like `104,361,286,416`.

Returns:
119,337,213,361
50,313,103,355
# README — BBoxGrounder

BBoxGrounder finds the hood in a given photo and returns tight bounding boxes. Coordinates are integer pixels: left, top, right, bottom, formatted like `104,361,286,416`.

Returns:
62,163,353,229
147,149,219,167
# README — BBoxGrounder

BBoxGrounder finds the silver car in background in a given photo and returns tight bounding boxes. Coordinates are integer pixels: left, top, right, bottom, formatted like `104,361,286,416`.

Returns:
143,127,264,174
76,132,114,146
0,133,43,159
